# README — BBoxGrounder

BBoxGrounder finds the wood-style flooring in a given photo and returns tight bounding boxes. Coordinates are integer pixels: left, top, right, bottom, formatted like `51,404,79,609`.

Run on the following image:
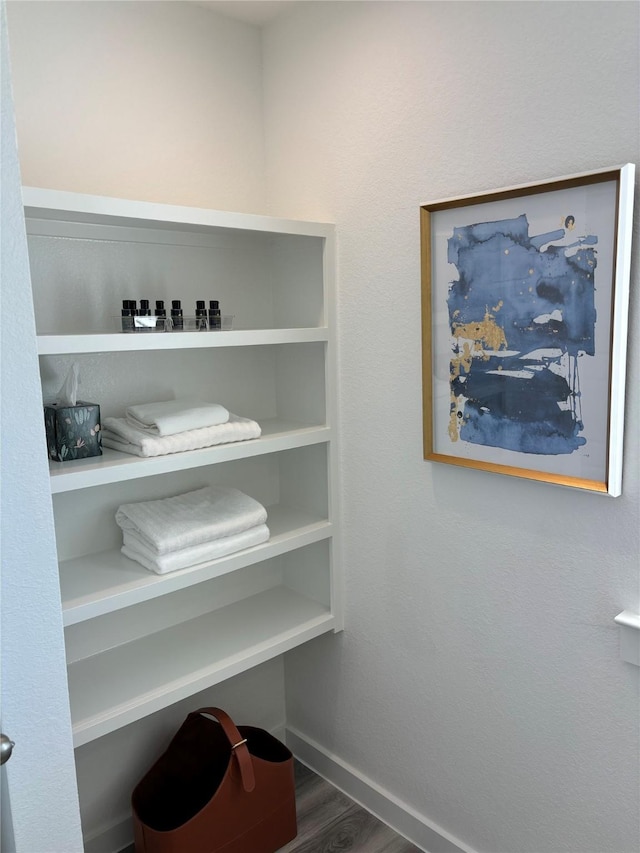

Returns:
120,760,421,852
280,760,422,852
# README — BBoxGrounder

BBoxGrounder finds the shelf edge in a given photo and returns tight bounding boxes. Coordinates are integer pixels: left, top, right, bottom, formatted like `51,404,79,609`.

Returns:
70,611,336,747
37,328,330,354
23,186,335,237
614,611,640,666
50,426,332,493
62,520,333,626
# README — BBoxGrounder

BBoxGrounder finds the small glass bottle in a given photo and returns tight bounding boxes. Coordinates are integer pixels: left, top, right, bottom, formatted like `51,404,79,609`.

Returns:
208,300,221,330
195,300,208,330
171,300,183,330
139,299,152,331
121,299,134,333
155,300,167,331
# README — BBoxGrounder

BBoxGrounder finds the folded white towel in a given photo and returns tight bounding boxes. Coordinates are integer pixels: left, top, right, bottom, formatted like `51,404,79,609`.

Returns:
115,485,268,554
101,413,260,457
126,399,230,436
121,523,270,574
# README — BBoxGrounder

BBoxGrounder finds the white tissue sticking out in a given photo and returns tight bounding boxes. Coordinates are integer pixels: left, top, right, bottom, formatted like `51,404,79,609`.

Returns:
56,362,80,407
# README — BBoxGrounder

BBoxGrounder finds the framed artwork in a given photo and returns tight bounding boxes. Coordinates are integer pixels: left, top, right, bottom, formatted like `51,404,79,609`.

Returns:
421,164,635,495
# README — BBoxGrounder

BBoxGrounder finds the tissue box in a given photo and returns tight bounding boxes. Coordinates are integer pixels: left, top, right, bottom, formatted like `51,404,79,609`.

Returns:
44,401,102,462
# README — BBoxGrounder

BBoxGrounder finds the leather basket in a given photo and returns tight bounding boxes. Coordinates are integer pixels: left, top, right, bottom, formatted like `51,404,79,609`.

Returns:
131,707,297,853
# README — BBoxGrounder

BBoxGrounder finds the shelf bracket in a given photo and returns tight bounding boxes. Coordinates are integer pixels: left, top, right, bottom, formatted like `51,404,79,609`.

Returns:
614,611,640,666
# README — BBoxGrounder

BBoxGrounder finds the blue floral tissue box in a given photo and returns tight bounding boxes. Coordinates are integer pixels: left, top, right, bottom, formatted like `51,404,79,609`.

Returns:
44,401,102,461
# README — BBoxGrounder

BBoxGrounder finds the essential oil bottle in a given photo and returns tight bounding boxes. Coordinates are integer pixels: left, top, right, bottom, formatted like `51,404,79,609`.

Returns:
195,300,208,330
121,299,134,333
171,300,183,330
208,300,221,330
155,300,166,330
139,299,152,331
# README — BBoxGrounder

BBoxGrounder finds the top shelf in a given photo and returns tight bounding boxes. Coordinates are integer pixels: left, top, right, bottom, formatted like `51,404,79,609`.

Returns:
37,328,330,355
25,186,335,339
22,186,334,239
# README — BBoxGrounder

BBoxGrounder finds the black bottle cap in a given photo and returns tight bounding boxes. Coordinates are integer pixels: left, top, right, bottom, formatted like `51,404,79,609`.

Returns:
156,300,164,309
196,300,205,310
172,300,181,309
140,299,149,309
209,300,219,309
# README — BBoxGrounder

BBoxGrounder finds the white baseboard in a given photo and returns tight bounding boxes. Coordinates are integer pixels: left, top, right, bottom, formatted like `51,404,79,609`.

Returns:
286,726,476,853
83,815,132,853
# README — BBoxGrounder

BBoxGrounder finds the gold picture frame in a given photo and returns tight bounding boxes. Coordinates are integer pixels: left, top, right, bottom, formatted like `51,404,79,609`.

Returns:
421,165,635,495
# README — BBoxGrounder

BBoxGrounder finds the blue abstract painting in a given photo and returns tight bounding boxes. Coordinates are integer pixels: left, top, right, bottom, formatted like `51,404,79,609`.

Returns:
447,214,597,455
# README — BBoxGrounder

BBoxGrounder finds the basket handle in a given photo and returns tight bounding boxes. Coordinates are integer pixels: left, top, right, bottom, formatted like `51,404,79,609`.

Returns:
191,707,256,793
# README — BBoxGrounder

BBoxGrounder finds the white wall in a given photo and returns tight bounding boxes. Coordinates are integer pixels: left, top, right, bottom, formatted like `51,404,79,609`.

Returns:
5,2,639,851
1,4,83,849
6,0,266,212
263,3,640,852
4,4,285,849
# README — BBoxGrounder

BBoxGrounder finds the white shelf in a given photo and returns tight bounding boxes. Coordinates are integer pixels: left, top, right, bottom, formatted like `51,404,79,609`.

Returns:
68,585,335,747
61,505,332,625
49,420,331,493
614,611,640,666
23,185,334,238
37,327,330,355
26,186,341,758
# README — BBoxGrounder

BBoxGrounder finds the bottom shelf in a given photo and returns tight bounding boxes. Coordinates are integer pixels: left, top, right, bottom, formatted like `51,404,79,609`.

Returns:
68,585,334,747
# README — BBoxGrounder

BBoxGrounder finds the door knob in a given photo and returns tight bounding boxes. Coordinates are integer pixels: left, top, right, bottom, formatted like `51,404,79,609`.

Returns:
1,733,15,765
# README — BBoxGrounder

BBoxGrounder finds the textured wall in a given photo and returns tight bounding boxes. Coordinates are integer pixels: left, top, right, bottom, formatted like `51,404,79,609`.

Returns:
1,5,82,849
5,2,639,850
263,3,640,852
6,0,266,212
4,3,279,846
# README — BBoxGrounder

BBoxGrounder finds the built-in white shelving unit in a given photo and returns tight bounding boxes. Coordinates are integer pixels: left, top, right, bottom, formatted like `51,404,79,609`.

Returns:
24,187,342,751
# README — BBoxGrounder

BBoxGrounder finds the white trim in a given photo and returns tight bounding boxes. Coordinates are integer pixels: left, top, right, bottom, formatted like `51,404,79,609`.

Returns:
82,814,132,853
286,726,477,853
607,162,635,496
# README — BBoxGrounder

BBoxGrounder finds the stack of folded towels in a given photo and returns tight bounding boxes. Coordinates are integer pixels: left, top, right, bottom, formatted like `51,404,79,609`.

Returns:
101,399,261,458
115,485,270,574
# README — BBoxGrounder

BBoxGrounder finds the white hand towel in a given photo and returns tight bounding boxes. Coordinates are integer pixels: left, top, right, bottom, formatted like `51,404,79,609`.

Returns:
115,485,268,554
126,399,230,436
121,524,270,574
101,413,260,457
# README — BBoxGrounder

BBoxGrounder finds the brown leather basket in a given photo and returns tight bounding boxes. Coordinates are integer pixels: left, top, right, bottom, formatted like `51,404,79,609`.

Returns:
132,707,297,853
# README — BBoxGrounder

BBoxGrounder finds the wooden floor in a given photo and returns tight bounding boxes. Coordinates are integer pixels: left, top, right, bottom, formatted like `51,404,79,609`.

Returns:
279,760,422,853
120,760,421,852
